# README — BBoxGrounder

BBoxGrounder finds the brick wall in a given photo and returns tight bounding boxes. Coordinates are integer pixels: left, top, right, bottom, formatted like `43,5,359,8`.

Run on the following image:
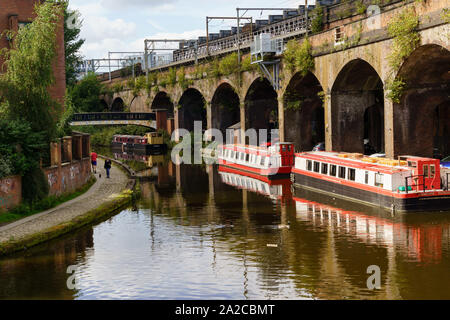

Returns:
0,0,66,108
44,159,92,196
0,176,22,212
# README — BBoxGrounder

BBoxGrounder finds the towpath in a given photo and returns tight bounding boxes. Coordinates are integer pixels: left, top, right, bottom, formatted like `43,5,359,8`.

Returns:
0,158,129,245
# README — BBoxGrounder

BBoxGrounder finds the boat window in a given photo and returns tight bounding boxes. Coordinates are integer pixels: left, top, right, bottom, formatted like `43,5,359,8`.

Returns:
338,166,346,179
321,163,328,175
231,151,235,159
408,161,417,168
348,168,356,181
246,153,250,162
365,171,369,184
314,162,320,173
260,156,265,166
423,165,429,178
430,165,435,178
235,152,240,160
375,173,384,188
307,160,312,171
330,165,337,177
240,153,245,161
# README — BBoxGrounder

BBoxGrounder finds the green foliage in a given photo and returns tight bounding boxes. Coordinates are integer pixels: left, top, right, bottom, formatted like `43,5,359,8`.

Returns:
178,67,193,90
240,56,257,72
0,119,47,176
148,72,158,86
56,91,75,138
311,4,324,34
112,82,124,93
355,1,367,15
193,65,206,79
386,77,406,104
167,67,177,86
68,72,105,112
208,58,221,78
387,7,420,71
386,7,420,103
442,8,450,24
283,38,315,76
62,1,85,87
22,167,49,205
0,156,13,179
218,52,240,76
0,1,63,147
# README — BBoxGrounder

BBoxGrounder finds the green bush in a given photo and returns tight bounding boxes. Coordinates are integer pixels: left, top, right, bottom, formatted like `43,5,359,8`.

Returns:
283,38,315,76
22,167,49,205
0,156,13,179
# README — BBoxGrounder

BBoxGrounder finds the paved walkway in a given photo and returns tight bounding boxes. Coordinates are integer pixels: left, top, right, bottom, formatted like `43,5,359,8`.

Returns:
0,159,129,244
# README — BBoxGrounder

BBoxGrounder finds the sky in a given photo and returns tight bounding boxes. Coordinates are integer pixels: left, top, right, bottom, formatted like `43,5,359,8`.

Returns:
69,0,315,60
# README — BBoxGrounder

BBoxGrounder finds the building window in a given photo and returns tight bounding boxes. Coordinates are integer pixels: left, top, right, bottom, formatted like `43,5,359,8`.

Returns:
335,26,345,46
18,22,31,29
307,160,312,171
330,165,337,177
321,163,328,175
339,166,346,179
348,168,356,181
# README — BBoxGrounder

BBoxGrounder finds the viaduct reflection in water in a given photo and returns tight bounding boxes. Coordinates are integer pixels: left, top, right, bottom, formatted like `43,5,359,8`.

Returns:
0,151,450,299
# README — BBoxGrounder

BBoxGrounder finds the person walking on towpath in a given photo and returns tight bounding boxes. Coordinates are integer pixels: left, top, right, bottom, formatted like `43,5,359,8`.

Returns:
104,159,112,179
91,152,98,174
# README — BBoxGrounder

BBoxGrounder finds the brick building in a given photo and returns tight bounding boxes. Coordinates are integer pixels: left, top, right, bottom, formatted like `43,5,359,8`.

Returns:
0,0,66,106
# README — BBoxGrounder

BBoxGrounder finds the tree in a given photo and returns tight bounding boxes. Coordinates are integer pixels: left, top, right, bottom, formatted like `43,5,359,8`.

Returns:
0,0,64,147
68,72,105,113
0,1,63,203
63,1,85,87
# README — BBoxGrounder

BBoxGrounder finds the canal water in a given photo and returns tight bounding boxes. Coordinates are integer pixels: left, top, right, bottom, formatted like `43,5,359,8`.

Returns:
1,150,450,300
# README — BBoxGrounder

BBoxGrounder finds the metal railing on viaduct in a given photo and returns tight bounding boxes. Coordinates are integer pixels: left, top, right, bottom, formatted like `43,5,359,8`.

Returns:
70,112,158,129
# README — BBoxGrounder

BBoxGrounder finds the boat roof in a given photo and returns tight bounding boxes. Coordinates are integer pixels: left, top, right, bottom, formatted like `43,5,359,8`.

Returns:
297,151,415,174
113,135,145,139
222,142,292,151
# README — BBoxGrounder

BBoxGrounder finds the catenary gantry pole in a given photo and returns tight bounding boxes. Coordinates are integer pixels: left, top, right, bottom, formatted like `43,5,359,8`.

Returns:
144,39,196,84
206,16,252,56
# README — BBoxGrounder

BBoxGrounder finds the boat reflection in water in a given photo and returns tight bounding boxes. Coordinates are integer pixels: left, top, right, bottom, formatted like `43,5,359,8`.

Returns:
218,166,292,203
293,196,446,265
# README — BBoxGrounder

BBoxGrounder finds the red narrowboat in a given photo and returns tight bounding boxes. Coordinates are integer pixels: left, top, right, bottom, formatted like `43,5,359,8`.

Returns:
218,142,294,182
291,151,450,212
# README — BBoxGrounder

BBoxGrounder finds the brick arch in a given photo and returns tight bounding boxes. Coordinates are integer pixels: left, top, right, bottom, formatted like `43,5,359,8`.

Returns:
283,71,325,152
241,73,270,102
244,77,279,145
330,58,385,154
151,91,174,118
211,82,240,137
177,87,207,132
393,44,450,158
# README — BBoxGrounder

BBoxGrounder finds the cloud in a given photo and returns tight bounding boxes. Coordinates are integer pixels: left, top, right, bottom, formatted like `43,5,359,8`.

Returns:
100,0,178,10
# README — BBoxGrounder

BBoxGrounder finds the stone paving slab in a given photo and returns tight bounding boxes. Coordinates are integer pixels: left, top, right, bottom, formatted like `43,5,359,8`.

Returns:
0,159,129,244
